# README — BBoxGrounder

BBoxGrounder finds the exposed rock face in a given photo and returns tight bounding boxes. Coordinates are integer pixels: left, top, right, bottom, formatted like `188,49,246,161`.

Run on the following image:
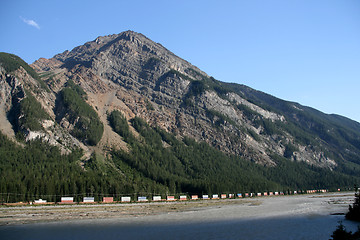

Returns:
30,57,63,72
0,67,18,139
0,64,86,154
27,30,353,169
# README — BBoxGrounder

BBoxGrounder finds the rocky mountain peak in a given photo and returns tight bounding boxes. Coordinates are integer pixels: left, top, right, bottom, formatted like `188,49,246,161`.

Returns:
13,30,360,170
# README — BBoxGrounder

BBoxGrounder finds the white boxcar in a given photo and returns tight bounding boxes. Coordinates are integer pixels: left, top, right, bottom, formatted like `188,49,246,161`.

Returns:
153,196,162,201
34,199,47,204
121,196,131,202
61,197,74,203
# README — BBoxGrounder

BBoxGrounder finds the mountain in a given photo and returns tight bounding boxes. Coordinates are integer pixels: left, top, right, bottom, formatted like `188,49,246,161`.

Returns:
1,31,360,201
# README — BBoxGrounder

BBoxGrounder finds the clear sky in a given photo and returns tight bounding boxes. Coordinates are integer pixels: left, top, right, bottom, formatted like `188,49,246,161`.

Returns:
1,0,360,123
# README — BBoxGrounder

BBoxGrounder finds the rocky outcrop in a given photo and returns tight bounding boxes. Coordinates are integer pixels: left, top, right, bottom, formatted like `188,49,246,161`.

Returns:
0,67,19,139
0,63,87,154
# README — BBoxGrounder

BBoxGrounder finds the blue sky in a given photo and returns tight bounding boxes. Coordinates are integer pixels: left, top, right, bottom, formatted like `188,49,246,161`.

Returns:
1,0,360,123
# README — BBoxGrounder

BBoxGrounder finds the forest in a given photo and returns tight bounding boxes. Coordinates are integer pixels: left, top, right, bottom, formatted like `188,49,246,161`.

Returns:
1,108,359,203
110,112,359,194
0,107,359,203
0,131,166,203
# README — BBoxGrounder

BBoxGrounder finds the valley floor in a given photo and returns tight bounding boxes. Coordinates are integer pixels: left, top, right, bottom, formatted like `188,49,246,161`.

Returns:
1,192,359,240
0,192,355,226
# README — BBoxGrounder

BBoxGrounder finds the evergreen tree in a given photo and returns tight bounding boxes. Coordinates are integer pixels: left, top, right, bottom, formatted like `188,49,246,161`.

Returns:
346,192,360,222
330,222,353,240
330,222,360,240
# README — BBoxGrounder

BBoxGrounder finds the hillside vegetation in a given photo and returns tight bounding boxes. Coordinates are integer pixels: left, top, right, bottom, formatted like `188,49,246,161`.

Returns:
55,80,104,146
0,52,48,91
8,91,50,136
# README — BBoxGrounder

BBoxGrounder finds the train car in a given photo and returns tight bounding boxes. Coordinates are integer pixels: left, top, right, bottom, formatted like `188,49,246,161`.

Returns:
103,197,114,203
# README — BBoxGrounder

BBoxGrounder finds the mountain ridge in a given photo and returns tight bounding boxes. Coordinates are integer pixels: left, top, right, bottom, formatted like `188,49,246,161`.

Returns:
0,31,360,201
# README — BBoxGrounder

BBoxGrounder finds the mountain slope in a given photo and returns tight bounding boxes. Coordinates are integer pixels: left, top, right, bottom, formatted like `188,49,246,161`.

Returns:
0,31,360,201
32,30,360,169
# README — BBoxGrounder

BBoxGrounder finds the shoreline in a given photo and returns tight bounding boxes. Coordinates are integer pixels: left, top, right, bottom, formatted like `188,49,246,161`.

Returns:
0,192,356,226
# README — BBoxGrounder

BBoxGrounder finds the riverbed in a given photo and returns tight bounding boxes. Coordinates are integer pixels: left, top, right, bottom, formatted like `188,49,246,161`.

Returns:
0,192,359,239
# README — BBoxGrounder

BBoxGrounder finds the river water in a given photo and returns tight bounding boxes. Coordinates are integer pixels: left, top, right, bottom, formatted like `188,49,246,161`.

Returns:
1,193,359,240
